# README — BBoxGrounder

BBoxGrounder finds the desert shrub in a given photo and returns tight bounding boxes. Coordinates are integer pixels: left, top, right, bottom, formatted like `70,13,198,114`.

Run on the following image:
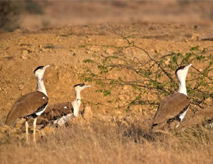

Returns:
0,1,44,31
80,38,213,113
25,1,44,15
0,1,25,32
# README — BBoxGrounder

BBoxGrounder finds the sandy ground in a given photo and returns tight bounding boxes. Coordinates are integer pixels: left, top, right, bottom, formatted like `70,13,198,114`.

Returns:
0,22,213,121
0,2,213,163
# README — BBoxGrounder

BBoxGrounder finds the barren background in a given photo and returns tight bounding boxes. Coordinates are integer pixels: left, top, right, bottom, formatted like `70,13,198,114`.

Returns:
0,1,213,164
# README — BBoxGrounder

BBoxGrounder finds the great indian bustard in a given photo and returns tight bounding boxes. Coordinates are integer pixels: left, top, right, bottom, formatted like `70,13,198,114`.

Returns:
152,64,192,131
5,65,49,143
37,83,91,127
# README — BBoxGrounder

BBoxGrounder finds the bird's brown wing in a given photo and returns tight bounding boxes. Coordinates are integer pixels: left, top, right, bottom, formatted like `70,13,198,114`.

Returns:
153,93,190,125
5,91,48,125
37,102,73,124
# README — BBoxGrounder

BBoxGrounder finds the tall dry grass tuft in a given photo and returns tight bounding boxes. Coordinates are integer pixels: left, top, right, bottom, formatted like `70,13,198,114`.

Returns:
1,117,213,164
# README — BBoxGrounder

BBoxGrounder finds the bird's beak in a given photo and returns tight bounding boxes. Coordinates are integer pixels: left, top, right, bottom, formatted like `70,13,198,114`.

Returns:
85,85,91,88
44,65,50,69
185,64,192,69
188,64,192,67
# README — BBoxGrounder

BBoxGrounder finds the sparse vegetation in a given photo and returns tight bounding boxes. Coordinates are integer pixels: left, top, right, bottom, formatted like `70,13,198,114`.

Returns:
80,41,213,113
0,21,213,164
1,117,213,164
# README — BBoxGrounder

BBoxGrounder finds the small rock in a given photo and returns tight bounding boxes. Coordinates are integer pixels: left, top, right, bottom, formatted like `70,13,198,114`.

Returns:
14,29,21,33
21,50,29,60
191,34,199,41
123,85,129,90
115,110,122,115
22,50,28,55
82,106,92,119
164,58,171,65
118,94,130,101
18,84,24,90
0,125,10,133
205,98,212,105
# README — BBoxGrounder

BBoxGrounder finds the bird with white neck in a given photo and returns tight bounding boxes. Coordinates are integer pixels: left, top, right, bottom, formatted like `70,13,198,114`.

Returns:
176,64,192,96
5,65,50,143
37,83,91,127
34,65,49,96
152,64,192,131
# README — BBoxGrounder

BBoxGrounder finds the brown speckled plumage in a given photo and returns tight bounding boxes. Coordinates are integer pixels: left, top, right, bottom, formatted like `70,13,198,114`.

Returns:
153,93,190,127
37,102,73,125
5,91,48,125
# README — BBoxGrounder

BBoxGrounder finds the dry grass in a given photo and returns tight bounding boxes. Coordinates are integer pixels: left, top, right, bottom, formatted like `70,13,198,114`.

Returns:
1,116,213,164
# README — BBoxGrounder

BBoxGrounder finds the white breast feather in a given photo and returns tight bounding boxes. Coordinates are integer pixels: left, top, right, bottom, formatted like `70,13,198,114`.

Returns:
72,100,80,117
54,114,72,126
36,106,47,116
179,107,189,122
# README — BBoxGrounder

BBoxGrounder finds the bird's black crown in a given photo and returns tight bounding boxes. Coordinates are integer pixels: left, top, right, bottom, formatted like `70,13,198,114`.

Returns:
175,65,186,76
34,66,44,74
74,83,85,88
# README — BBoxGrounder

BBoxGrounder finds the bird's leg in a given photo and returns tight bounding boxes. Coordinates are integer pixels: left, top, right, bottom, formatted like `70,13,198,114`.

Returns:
33,118,37,143
176,122,180,128
25,121,29,144
168,122,171,131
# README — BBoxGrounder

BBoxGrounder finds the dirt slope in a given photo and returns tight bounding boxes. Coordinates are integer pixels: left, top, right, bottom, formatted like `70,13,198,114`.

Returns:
0,22,212,121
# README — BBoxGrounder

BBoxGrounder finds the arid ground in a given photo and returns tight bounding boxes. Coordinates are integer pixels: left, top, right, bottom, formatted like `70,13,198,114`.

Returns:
0,1,213,164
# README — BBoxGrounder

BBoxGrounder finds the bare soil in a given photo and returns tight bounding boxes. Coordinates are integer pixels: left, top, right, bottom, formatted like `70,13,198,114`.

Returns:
0,1,213,164
1,7,213,162
0,22,213,118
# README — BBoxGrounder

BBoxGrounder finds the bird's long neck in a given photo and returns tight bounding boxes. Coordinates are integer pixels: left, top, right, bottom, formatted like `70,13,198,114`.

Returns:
178,78,187,96
71,90,82,117
36,77,47,96
75,91,81,106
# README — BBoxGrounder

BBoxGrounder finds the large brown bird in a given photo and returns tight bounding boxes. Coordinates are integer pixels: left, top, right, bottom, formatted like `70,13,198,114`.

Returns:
5,65,49,143
37,83,91,127
152,64,192,131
